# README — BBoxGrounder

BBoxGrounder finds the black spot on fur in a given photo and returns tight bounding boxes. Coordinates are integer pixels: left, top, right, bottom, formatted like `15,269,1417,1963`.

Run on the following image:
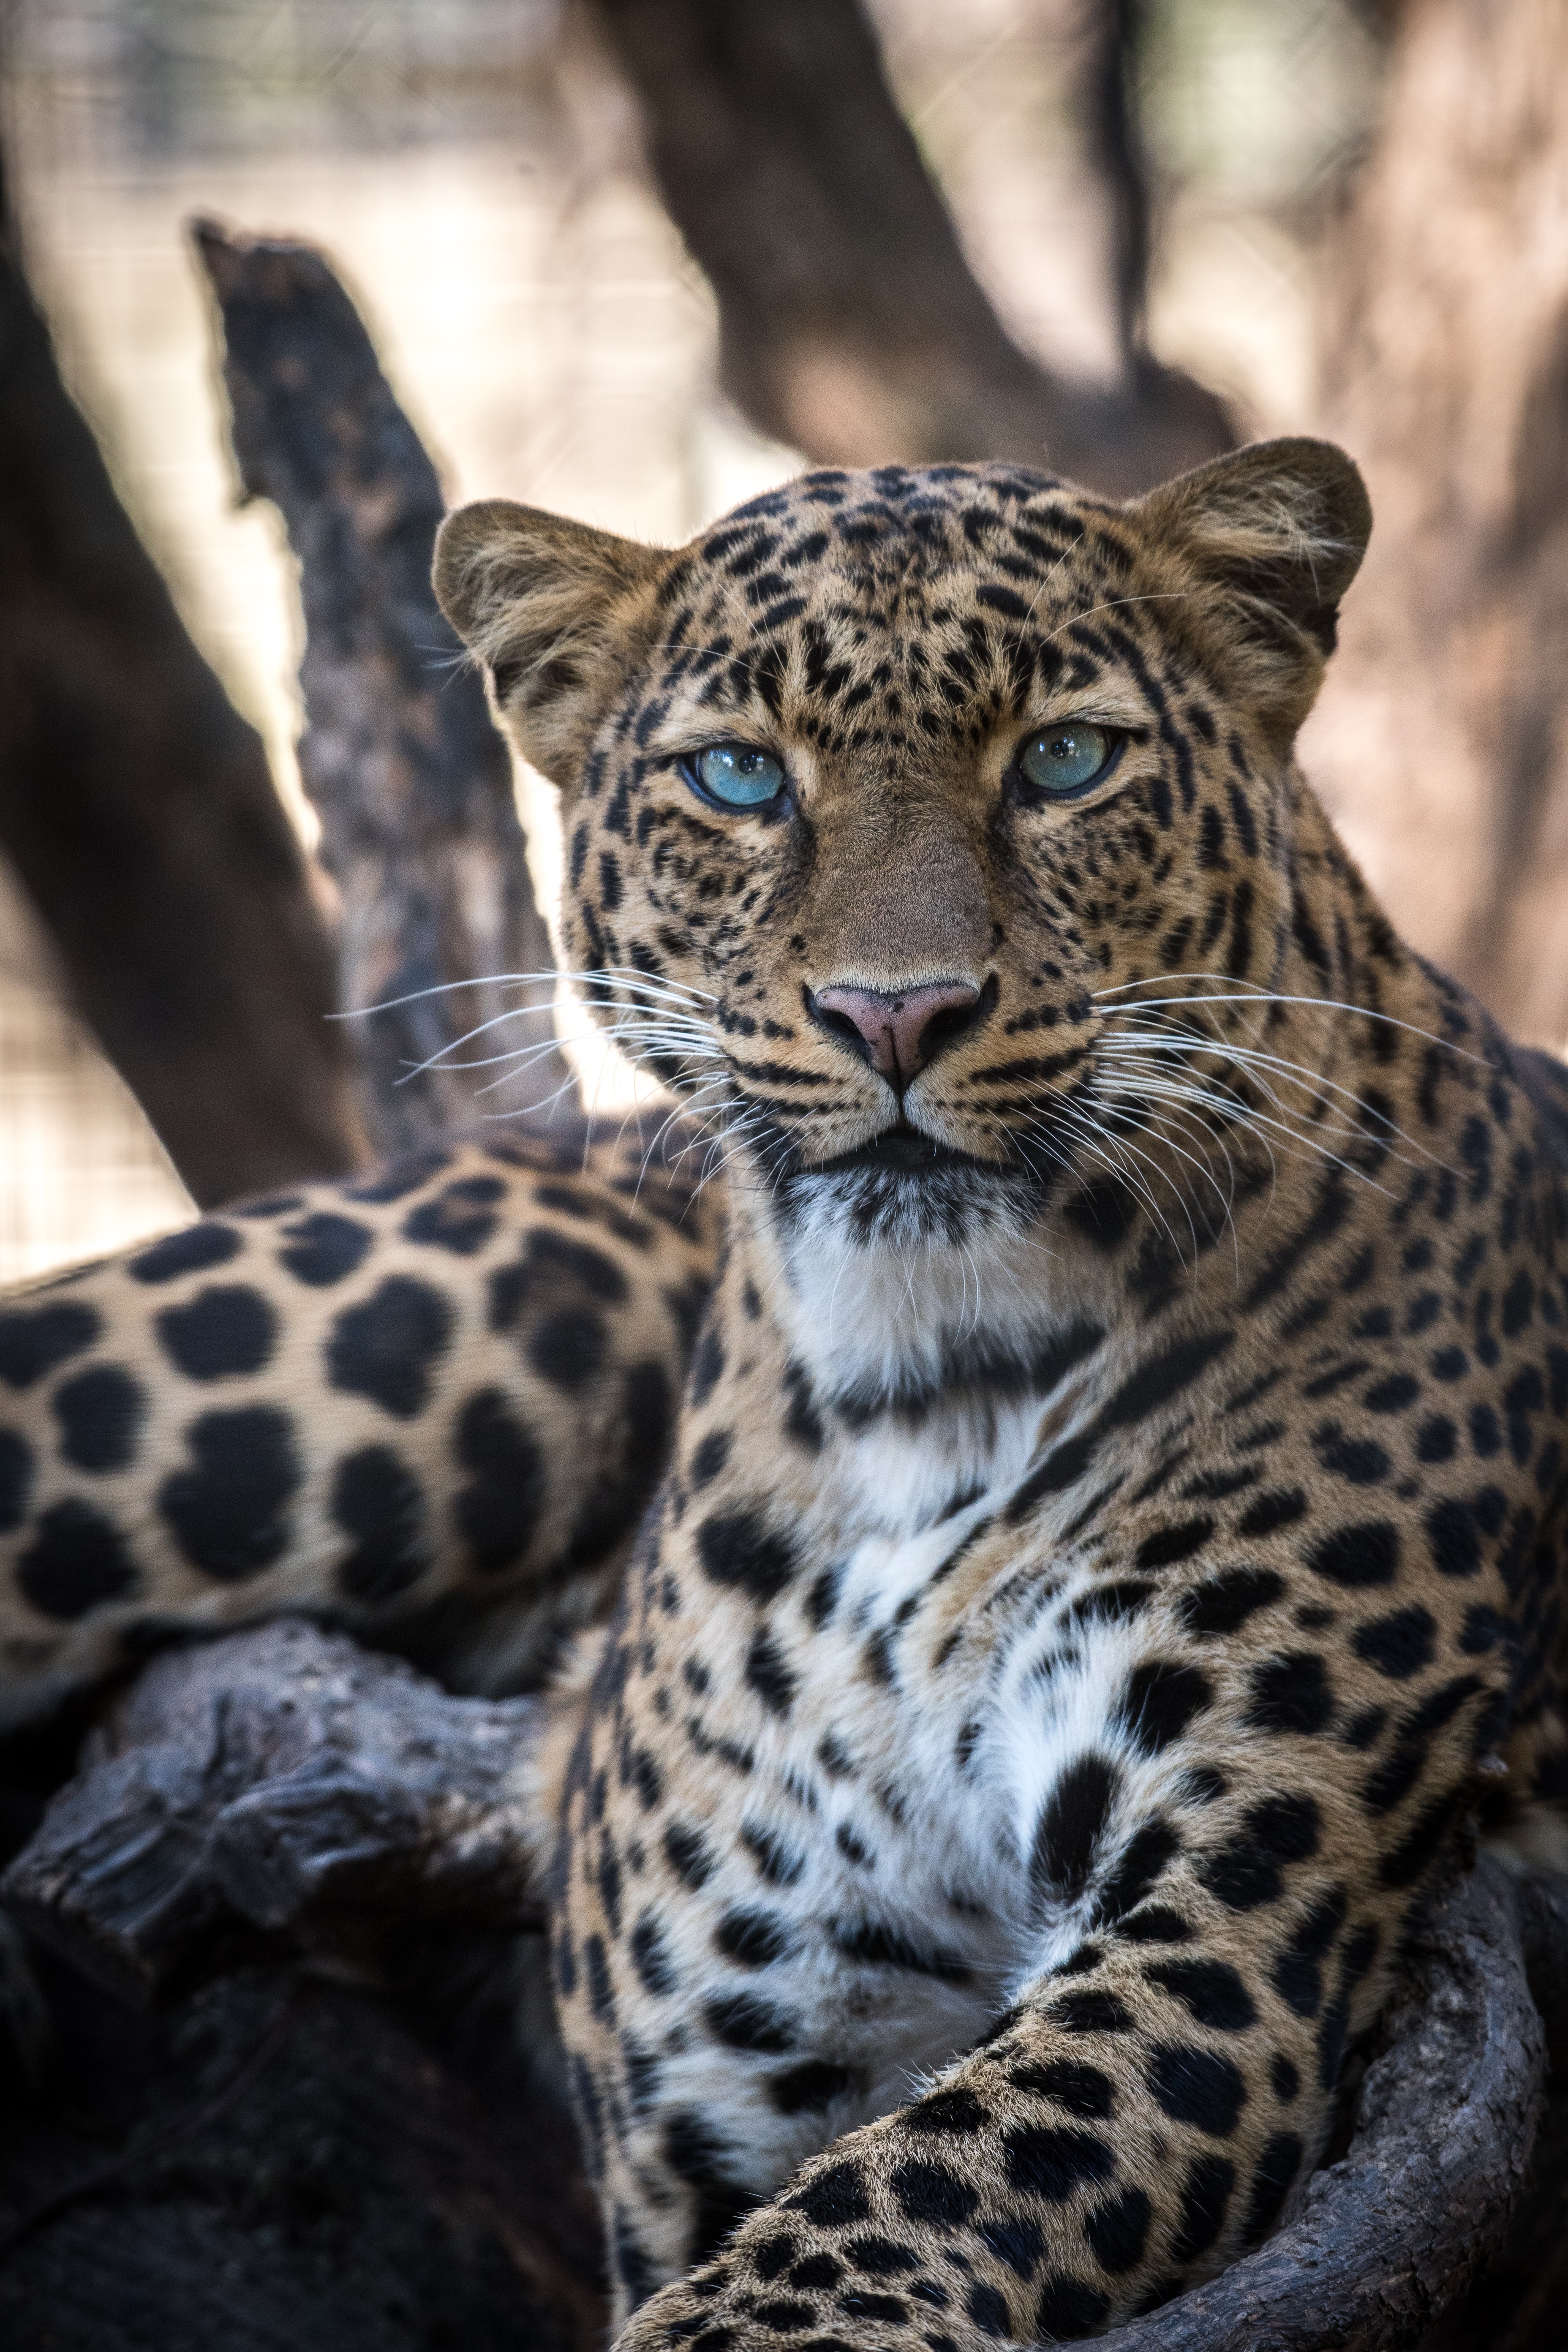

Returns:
0,1300,101,1391
1007,2058,1113,2118
54,1364,145,1473
889,2161,977,2228
1145,1958,1256,2032
787,2161,872,2229
1034,2273,1109,2337
16,1499,139,1619
332,1445,430,1602
1306,1521,1400,1587
327,1277,453,1417
697,1507,800,1601
1181,1566,1283,1635
716,1908,795,1967
704,1993,796,2052
1170,2154,1235,2262
1084,2185,1152,2273
0,1429,33,1532
278,1211,373,1287
157,1286,276,1380
1246,1652,1335,1736
1148,2043,1247,2136
1002,2124,1115,2202
1032,1756,1120,1897
746,1626,797,1716
1121,1661,1211,1754
1200,1793,1321,1909
1135,1516,1213,1569
1353,1605,1437,1680
454,1388,547,1573
128,1225,241,1285
159,1406,301,1579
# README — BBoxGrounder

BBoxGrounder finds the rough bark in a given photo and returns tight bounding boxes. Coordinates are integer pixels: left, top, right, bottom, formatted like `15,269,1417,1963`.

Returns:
5,1622,1565,2352
0,161,366,1209
1304,0,1568,1043
589,0,1233,493
192,223,575,1150
2,1622,546,2006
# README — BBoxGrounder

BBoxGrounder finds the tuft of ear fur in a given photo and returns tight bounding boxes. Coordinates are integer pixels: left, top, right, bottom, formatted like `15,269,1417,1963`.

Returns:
433,499,668,783
1132,436,1372,725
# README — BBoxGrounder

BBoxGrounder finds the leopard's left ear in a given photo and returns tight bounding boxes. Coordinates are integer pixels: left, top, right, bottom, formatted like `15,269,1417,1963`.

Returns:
434,499,668,783
1132,436,1371,689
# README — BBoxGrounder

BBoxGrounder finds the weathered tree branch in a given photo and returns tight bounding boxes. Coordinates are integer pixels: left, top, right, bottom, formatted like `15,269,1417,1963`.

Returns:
0,154,367,1208
589,0,1233,493
192,223,575,1149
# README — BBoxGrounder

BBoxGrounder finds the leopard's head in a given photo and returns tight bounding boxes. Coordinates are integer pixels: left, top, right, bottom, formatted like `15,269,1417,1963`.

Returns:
435,441,1369,1326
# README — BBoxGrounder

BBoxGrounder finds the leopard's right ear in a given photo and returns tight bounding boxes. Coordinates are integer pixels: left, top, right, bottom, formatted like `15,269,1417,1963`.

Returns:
433,499,668,783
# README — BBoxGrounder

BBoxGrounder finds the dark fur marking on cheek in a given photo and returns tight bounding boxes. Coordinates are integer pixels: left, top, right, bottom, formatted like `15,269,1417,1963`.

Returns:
1095,1819,1180,1922
158,1405,301,1580
454,1387,547,1573
128,1224,241,1285
16,1498,140,1618
332,1444,430,1601
1148,2042,1247,2136
691,1324,726,1407
278,1211,373,1286
630,1911,676,1995
746,1625,798,1716
690,1427,733,1487
54,1364,146,1473
157,1285,277,1382
327,1277,454,1417
716,1907,795,1966
703,1991,797,2052
664,1820,715,1888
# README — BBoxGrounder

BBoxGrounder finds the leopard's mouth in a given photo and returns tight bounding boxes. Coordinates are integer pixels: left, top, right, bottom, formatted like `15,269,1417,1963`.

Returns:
807,1125,1005,1179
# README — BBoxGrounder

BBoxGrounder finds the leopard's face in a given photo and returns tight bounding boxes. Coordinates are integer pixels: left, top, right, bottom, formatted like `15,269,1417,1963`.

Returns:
436,444,1369,1284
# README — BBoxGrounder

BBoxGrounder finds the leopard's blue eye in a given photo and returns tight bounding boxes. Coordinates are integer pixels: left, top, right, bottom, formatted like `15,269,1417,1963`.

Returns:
687,744,788,810
1016,723,1120,800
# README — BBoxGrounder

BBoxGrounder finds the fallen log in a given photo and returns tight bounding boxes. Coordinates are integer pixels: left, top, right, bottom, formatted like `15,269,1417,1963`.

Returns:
5,1620,1565,2351
191,222,575,1150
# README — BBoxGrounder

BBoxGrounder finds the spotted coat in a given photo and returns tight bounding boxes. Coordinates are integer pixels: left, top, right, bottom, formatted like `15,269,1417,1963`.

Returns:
6,438,1568,2347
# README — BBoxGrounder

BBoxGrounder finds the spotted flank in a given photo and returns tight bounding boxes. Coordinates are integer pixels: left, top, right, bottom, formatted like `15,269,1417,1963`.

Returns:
4,438,1566,2348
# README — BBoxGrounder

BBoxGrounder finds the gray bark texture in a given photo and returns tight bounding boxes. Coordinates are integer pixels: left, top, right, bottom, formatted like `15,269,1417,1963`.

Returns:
192,223,574,1152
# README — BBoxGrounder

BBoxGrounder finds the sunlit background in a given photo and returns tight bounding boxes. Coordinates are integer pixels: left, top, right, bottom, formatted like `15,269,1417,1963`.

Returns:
0,0,1381,1284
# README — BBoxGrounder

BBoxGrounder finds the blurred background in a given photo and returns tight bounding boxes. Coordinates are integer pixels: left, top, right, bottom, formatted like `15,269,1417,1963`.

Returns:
0,0,1563,1282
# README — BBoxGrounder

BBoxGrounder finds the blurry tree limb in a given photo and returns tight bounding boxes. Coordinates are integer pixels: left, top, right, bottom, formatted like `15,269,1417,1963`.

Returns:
192,223,575,1149
1304,0,1568,1043
0,159,368,1210
589,0,1233,493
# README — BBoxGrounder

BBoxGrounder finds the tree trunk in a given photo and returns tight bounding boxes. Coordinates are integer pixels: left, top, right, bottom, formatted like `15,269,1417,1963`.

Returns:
0,161,368,1210
1304,0,1568,1044
589,0,1234,495
192,225,575,1150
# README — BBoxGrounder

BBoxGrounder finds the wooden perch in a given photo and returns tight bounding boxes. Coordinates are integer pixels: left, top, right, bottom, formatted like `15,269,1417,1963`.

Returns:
0,162,366,1207
591,0,1234,492
3,1622,545,2005
6,1620,1567,2351
191,221,576,1150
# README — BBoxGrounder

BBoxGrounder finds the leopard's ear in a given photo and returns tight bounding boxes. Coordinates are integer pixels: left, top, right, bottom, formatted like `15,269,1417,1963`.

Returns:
1131,437,1371,717
433,499,668,782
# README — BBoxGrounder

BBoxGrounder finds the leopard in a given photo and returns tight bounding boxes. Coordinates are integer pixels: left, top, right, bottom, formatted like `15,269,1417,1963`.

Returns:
3,434,1568,2349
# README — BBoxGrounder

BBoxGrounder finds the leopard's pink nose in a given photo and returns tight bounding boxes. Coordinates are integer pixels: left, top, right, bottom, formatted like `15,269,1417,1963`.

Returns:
810,980,985,1090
